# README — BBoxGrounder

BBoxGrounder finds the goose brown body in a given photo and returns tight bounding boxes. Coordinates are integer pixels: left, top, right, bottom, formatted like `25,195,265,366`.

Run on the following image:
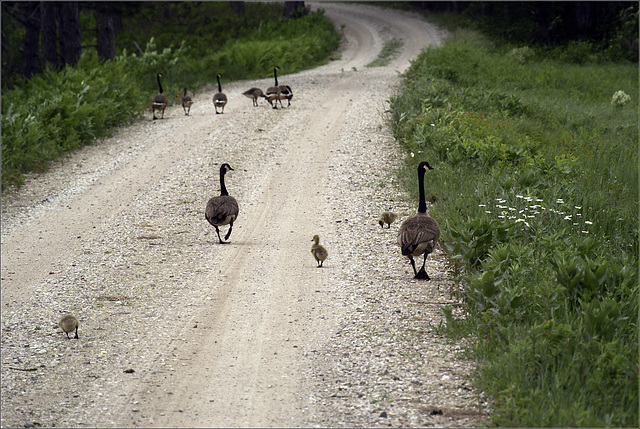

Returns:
213,74,227,114
265,66,282,109
180,87,193,115
152,73,168,120
59,313,79,339
311,234,328,267
397,162,440,280
205,163,238,243
243,87,267,106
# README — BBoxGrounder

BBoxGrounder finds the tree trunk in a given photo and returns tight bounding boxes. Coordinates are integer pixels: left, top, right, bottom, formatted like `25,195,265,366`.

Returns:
574,1,595,41
40,1,59,69
283,1,306,19
229,1,245,16
96,8,116,61
21,2,40,78
58,1,81,66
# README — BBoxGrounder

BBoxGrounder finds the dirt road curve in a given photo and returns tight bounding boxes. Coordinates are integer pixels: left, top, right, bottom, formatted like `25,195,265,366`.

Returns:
1,3,488,427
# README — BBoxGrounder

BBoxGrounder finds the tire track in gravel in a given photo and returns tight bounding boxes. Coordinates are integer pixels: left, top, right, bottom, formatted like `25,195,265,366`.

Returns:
126,55,366,429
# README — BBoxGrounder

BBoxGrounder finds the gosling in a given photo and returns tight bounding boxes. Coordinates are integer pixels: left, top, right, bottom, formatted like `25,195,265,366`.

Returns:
379,211,398,229
311,234,328,267
59,314,79,339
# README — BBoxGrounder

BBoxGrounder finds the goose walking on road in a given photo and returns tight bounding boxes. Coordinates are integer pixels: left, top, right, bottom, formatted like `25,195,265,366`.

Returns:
311,234,328,267
379,211,398,229
151,72,168,120
243,87,267,107
179,87,193,115
213,74,228,114
265,66,282,109
205,163,239,244
59,313,79,339
397,162,440,280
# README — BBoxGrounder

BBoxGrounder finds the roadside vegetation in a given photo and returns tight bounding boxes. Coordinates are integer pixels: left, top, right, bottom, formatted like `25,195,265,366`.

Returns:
1,2,340,190
390,11,638,428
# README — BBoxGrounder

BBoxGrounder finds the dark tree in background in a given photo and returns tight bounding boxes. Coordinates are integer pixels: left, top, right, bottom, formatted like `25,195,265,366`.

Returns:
284,1,307,18
229,1,245,16
95,3,118,61
58,2,81,66
414,1,638,55
2,1,81,77
2,2,41,78
41,1,59,69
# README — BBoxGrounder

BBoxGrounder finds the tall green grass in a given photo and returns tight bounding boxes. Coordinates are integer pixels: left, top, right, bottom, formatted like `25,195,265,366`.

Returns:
1,6,341,190
390,31,638,428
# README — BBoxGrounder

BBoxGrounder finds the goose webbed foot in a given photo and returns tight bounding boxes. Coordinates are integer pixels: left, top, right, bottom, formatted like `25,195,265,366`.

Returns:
414,267,430,280
414,254,431,280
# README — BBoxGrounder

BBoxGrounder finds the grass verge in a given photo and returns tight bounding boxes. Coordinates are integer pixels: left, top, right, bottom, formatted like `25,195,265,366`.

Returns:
390,29,638,427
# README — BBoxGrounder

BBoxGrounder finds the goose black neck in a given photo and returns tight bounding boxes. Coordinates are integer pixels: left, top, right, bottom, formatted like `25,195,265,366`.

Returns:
217,75,222,93
157,74,163,94
219,168,228,196
417,164,427,213
274,67,279,86
183,87,187,96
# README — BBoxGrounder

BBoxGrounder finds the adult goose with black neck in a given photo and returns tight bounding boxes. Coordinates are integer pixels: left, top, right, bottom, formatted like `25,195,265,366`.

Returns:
205,163,239,244
397,161,440,280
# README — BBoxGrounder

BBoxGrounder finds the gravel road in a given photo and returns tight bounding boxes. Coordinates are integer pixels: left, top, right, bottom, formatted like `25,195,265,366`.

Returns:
1,3,489,427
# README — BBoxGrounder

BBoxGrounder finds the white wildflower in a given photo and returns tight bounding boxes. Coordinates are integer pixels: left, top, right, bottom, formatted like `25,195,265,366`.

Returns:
611,90,631,107
585,220,593,225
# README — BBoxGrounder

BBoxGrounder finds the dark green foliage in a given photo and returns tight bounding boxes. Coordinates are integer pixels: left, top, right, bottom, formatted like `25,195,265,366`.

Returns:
390,29,638,427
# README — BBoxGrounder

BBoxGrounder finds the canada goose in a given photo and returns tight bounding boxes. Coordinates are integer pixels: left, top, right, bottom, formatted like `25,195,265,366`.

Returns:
180,87,193,115
59,313,79,339
379,211,398,228
152,72,169,120
212,73,227,114
243,87,267,107
265,66,282,109
311,234,328,267
397,161,440,280
279,84,293,107
272,65,292,108
205,163,239,244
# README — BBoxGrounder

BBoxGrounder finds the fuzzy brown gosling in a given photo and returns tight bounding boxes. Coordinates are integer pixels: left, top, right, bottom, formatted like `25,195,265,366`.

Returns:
59,314,79,339
397,161,440,280
379,211,398,228
311,234,328,267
